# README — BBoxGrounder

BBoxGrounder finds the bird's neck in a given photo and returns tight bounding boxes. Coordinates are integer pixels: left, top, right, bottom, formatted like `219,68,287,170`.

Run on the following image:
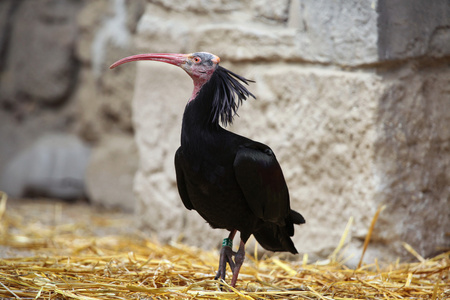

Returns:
189,75,211,102
181,99,221,149
189,81,204,102
180,73,227,159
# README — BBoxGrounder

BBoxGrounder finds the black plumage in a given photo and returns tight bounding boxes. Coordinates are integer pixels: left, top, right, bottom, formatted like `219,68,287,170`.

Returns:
175,63,305,285
110,52,305,287
210,66,255,126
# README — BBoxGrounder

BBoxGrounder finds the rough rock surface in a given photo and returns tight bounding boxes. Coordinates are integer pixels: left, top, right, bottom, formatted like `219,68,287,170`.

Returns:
374,64,450,260
71,0,145,211
0,0,81,105
378,0,450,60
0,0,83,197
0,0,144,211
289,0,379,65
74,0,145,141
234,68,383,260
0,134,90,200
86,134,138,212
131,0,450,262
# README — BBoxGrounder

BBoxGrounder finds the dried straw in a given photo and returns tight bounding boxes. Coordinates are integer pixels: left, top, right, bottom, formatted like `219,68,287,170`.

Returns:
0,192,448,299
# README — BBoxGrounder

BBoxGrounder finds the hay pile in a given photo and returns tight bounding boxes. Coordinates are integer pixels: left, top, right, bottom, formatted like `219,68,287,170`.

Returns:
0,193,448,299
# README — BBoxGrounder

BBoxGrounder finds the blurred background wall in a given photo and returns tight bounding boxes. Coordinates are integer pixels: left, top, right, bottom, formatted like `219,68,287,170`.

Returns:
0,0,144,210
0,0,448,264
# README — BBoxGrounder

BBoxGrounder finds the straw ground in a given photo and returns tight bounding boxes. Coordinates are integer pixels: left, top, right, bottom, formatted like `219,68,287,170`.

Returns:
0,192,448,299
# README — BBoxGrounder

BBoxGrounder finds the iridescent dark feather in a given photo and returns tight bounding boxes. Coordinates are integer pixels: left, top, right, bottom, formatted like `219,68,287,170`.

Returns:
210,66,255,126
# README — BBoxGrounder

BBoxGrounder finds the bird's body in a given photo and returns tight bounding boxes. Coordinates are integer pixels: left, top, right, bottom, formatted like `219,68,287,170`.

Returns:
110,52,305,287
176,133,257,235
175,66,303,253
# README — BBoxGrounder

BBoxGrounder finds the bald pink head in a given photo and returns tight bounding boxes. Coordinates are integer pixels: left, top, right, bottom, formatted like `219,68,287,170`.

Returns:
110,52,221,101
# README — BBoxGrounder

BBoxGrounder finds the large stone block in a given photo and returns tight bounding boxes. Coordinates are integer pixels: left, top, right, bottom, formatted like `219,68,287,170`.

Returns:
288,0,378,65
378,0,450,60
233,67,384,261
374,65,450,258
192,25,298,62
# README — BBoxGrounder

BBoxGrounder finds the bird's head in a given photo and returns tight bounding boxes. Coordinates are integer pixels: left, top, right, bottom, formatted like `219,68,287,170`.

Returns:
111,51,254,126
110,52,220,101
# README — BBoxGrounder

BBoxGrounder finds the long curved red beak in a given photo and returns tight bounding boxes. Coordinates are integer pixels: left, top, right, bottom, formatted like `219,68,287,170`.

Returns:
109,53,189,69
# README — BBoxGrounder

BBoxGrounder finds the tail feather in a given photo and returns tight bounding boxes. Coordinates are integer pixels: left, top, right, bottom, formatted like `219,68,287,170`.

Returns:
253,209,305,254
253,223,298,254
291,210,305,225
286,209,305,236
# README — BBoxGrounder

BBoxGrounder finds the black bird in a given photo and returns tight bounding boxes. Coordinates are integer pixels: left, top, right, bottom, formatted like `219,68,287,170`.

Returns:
110,52,305,287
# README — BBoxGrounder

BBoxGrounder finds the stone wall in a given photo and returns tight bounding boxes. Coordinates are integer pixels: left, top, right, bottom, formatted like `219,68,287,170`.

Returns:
0,0,144,210
0,0,87,199
0,0,448,263
131,0,450,263
73,0,145,211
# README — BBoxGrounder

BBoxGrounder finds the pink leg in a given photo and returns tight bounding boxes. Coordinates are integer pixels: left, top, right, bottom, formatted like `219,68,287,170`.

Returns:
230,239,245,287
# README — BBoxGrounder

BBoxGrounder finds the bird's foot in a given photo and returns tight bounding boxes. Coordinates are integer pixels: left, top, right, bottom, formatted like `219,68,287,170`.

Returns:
214,243,236,282
214,238,246,288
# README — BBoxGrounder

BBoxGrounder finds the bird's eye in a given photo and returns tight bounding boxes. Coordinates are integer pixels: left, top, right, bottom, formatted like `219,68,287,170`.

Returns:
193,57,201,64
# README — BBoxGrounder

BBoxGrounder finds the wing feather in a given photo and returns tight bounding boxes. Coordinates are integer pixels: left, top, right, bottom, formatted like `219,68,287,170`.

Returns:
233,144,289,224
175,148,194,210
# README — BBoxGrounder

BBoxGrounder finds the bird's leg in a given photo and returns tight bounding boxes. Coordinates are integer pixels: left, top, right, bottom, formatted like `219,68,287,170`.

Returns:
214,230,237,282
230,239,245,287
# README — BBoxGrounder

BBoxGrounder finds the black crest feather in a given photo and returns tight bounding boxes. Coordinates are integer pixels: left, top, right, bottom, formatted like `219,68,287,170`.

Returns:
210,66,255,126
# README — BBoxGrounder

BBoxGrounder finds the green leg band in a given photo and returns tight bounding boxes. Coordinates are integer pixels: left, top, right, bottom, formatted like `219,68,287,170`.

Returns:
222,237,233,248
